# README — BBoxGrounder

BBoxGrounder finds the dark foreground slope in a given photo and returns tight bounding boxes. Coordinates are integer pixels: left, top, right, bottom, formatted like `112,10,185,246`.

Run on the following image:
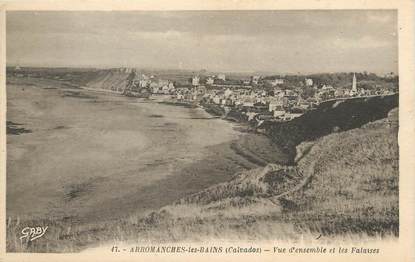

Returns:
264,94,398,160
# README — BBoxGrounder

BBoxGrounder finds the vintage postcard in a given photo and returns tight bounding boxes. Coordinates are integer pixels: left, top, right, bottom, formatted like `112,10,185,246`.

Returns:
0,0,414,261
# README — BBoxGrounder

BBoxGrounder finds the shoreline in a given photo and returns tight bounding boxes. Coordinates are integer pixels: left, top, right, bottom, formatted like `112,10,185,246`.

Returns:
82,85,257,131
7,81,289,220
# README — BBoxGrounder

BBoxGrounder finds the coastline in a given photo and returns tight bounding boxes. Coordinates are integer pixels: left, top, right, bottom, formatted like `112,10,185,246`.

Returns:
5,80,399,252
6,79,288,219
82,85,263,138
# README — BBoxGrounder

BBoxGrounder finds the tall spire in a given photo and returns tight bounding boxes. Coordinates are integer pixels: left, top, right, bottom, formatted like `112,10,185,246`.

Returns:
352,73,357,93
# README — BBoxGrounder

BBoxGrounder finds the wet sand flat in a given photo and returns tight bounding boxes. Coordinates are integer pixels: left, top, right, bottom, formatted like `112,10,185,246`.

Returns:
6,79,287,222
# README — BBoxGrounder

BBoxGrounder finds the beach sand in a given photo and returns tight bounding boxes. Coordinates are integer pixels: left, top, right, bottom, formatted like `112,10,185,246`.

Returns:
6,78,288,223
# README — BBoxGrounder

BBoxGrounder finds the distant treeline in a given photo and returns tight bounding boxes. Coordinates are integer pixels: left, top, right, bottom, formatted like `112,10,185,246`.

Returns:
7,67,398,89
6,67,101,87
263,72,398,90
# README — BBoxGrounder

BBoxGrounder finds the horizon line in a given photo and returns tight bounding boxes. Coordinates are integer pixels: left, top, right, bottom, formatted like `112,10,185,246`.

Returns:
6,64,398,76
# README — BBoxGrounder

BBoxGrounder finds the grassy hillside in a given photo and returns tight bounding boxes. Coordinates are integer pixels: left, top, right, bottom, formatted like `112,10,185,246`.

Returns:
284,107,398,235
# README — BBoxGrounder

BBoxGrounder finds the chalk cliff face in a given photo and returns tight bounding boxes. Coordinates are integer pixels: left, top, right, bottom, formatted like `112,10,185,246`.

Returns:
134,100,398,241
83,68,132,91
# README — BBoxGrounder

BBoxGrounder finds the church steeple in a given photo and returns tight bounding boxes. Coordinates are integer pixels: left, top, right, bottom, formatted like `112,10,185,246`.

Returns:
350,73,358,96
352,73,357,93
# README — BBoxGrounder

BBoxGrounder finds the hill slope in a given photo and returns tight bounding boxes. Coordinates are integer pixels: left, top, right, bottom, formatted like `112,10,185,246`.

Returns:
264,94,398,160
130,106,399,241
286,107,398,235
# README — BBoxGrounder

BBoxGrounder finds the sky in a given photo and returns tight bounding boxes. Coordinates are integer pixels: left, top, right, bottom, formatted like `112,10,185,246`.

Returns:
6,10,398,74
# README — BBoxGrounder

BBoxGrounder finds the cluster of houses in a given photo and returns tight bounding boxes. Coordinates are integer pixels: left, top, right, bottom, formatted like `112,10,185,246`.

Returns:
314,73,395,100
176,76,311,122
174,73,392,122
122,70,396,122
197,87,313,121
9,66,395,123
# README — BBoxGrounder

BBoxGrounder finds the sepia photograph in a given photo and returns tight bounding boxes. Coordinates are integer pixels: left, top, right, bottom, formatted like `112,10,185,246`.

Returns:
2,7,405,257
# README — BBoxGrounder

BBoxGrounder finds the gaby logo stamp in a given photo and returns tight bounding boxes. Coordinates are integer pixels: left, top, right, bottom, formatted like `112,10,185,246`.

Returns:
20,226,48,241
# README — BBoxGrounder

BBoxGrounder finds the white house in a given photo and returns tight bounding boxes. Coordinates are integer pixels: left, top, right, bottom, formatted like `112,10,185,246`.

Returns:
269,79,284,86
273,109,286,118
305,78,313,86
206,77,214,85
213,95,221,104
192,76,200,86
217,74,226,81
224,88,233,98
251,75,261,85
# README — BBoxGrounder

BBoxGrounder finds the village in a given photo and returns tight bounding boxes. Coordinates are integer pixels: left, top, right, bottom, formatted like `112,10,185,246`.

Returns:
121,68,398,122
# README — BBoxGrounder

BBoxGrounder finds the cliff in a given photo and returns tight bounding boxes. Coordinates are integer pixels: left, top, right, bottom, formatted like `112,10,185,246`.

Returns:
82,68,131,91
